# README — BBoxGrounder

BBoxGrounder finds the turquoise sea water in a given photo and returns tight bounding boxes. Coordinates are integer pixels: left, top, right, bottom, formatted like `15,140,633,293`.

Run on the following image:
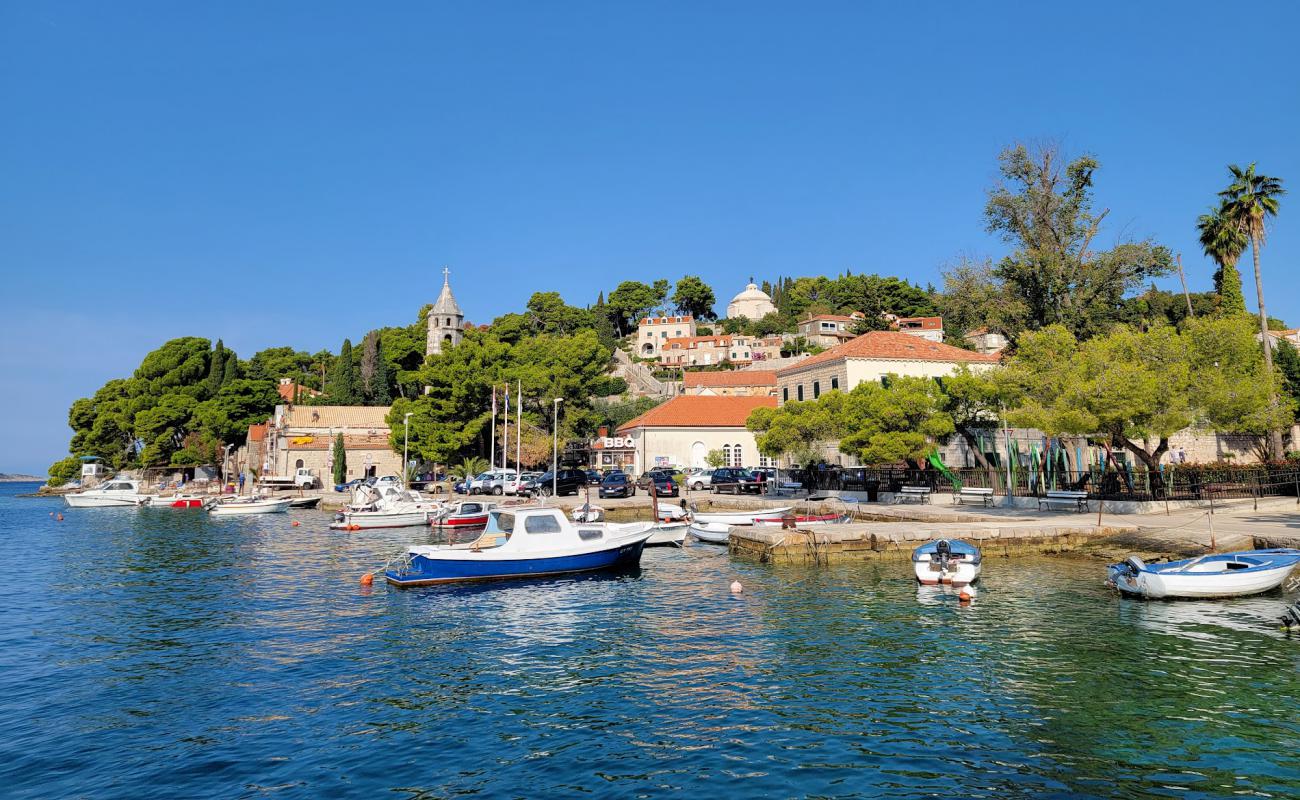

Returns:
3,481,1300,799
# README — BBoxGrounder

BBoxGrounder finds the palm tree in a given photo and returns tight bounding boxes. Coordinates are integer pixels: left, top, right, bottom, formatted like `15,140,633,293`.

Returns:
1195,203,1248,315
455,455,489,485
1218,162,1287,456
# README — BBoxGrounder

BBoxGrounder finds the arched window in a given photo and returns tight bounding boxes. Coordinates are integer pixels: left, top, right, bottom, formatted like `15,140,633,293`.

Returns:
295,459,304,469
722,444,732,466
732,446,743,467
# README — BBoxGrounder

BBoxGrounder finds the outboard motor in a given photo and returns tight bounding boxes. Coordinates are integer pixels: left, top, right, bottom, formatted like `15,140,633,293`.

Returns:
1281,600,1300,631
934,539,952,570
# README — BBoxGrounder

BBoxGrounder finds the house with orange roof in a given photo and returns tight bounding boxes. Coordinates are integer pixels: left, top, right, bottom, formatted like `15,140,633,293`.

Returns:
681,370,777,397
616,395,778,472
775,330,1000,405
658,333,783,367
637,315,696,358
890,315,945,342
796,312,865,348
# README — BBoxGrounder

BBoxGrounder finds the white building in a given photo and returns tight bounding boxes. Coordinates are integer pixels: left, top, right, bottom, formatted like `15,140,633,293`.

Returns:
617,395,777,472
890,315,945,343
726,280,777,320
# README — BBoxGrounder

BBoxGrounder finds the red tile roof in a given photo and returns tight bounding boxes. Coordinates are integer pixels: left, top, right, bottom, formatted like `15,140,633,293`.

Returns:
893,316,944,330
277,381,322,403
777,331,1000,375
248,423,268,442
682,370,777,388
802,314,857,323
617,396,777,432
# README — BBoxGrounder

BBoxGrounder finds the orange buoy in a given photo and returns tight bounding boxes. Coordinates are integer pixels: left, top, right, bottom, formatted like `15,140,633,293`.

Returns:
349,524,361,532
291,520,301,527
958,587,973,603
360,573,375,587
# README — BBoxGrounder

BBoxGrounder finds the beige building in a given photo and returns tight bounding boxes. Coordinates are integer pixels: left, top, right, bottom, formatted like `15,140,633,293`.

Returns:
267,405,401,482
890,315,944,342
617,395,778,472
637,315,697,358
775,331,1001,405
726,281,777,320
682,370,777,397
964,327,1010,355
659,333,783,367
796,313,864,348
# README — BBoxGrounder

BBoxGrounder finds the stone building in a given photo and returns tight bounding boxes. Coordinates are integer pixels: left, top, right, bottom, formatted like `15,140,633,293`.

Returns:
681,370,777,397
266,405,401,482
637,315,696,358
890,315,944,342
617,395,777,472
796,313,864,348
726,280,777,320
658,333,782,367
426,267,465,357
775,331,1000,405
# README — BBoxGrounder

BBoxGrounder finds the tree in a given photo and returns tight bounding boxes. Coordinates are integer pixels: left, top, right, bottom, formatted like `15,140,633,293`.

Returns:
360,331,392,405
332,433,347,485
983,142,1173,341
455,455,489,482
46,456,82,487
672,276,717,320
939,257,1024,341
1277,340,1300,411
704,448,727,468
244,346,314,384
938,368,1012,469
326,339,362,404
747,394,847,466
606,281,663,336
838,378,954,465
1217,162,1286,456
1196,204,1249,315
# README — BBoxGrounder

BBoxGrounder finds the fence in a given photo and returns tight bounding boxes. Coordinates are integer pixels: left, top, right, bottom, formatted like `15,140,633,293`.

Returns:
778,464,1300,504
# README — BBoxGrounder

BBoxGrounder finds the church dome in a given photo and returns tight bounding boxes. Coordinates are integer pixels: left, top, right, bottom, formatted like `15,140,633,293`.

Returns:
726,280,777,320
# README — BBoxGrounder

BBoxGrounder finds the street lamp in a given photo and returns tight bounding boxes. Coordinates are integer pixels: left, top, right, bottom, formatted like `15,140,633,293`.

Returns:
402,412,414,488
552,398,564,497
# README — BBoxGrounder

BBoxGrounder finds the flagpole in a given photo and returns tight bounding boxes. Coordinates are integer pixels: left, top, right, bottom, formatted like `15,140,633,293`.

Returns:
516,379,522,471
490,386,497,469
503,384,510,472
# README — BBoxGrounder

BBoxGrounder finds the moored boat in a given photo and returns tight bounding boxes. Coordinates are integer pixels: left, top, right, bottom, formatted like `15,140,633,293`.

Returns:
209,496,292,516
752,512,851,527
430,500,496,528
331,485,443,530
165,495,211,509
646,521,688,547
690,506,792,526
1107,549,1300,600
912,539,981,586
64,479,153,508
571,504,605,523
385,506,653,586
287,496,321,509
689,521,732,544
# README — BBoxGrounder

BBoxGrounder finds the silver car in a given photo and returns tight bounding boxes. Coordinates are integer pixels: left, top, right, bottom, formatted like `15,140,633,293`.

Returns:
686,469,715,491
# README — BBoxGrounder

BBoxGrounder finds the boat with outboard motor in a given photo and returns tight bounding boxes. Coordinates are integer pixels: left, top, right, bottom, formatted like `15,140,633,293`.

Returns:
1107,549,1300,599
912,539,982,586
689,506,792,526
689,521,732,544
331,484,442,530
63,478,153,508
385,506,654,586
430,499,496,528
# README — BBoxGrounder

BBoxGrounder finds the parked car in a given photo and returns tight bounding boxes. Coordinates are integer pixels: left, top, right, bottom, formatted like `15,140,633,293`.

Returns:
505,471,544,495
599,471,636,499
523,468,587,497
709,467,765,494
466,471,514,495
334,478,366,493
636,470,679,497
585,469,603,485
685,469,715,491
479,469,519,496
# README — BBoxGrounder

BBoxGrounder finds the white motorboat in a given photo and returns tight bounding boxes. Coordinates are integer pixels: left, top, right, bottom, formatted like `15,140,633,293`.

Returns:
690,506,791,526
209,496,292,516
1107,549,1300,599
385,506,654,586
571,504,605,523
689,521,732,544
331,485,443,530
646,522,688,547
912,539,981,586
63,479,152,508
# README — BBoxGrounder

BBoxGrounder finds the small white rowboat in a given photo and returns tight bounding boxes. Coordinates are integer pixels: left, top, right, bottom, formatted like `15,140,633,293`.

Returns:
209,497,292,516
689,521,732,544
691,506,792,526
1107,549,1300,599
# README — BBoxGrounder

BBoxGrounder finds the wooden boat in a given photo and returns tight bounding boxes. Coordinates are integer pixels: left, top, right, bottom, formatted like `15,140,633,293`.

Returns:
689,521,732,544
752,512,851,527
646,522,688,547
1107,549,1300,599
63,479,152,508
912,539,981,586
209,496,292,516
431,500,496,528
386,506,653,586
690,506,792,526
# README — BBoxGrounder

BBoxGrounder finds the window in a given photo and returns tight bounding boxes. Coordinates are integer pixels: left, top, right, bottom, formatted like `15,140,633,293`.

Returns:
797,385,804,401
759,454,772,468
524,514,563,534
813,381,820,398
295,458,304,469
732,446,743,467
782,387,789,402
831,376,839,391
722,444,732,465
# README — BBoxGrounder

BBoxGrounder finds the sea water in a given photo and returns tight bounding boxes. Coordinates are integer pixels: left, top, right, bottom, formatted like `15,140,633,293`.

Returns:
2,482,1299,799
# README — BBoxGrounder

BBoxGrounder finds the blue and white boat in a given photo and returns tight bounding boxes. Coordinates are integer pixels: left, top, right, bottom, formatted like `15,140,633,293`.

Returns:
912,539,981,586
385,506,654,587
1107,549,1300,599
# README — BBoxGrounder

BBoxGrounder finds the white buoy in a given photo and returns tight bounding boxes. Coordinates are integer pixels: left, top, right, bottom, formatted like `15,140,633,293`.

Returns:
730,580,743,594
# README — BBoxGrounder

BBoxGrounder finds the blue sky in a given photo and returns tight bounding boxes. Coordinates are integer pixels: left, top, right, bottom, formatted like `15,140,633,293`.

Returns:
2,1,1298,475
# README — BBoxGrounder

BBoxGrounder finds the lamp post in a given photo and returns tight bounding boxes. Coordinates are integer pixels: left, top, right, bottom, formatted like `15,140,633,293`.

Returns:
552,397,564,497
223,443,236,493
402,412,414,488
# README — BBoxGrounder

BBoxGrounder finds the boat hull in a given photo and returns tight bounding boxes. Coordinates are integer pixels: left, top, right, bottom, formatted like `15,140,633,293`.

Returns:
646,522,687,546
913,560,981,586
692,506,791,526
689,522,731,544
752,513,850,527
434,514,490,528
912,539,982,586
386,540,646,586
330,511,431,530
64,495,150,508
209,499,292,516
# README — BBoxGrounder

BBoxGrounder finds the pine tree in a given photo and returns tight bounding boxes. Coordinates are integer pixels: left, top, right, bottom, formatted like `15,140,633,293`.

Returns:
331,432,347,485
326,339,361,404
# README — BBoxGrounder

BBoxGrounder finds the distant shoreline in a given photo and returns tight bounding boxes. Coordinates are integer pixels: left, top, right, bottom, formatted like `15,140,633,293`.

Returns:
0,475,44,483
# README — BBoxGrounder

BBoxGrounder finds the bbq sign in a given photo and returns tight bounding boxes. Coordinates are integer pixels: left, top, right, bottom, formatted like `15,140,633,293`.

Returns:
601,436,634,449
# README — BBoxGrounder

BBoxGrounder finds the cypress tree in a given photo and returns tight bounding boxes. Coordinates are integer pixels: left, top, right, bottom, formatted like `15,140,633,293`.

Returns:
207,340,226,395
1217,262,1248,316
221,351,239,385
332,432,347,485
326,339,361,404
370,336,392,405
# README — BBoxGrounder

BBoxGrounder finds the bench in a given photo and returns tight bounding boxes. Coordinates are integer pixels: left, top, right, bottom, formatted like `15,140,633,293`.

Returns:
893,485,932,504
1038,490,1089,512
954,486,995,507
